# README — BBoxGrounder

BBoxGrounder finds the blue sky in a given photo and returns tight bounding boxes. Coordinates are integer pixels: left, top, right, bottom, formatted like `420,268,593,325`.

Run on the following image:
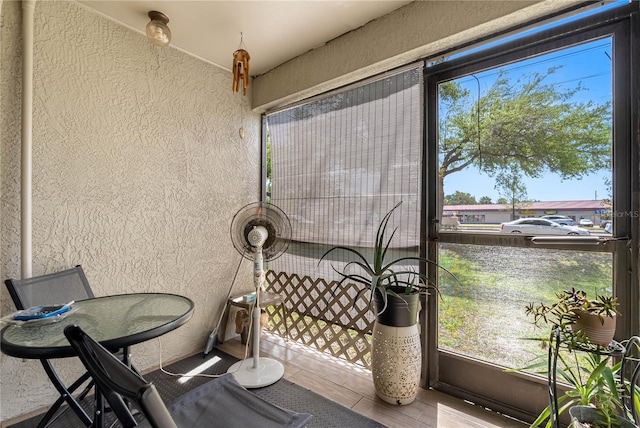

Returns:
441,34,613,203
445,169,609,202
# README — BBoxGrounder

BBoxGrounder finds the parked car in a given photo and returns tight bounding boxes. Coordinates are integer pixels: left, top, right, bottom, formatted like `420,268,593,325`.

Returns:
540,215,575,226
578,218,594,227
500,218,590,235
603,221,612,234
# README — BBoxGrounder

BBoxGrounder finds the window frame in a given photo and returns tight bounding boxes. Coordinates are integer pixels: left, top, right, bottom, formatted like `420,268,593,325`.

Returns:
423,3,639,421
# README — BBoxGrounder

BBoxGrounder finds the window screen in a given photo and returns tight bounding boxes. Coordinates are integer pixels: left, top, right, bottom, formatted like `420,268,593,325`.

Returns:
266,64,424,286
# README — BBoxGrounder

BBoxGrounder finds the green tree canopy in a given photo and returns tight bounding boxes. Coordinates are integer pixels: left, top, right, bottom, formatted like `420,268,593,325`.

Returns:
439,66,611,207
444,191,477,205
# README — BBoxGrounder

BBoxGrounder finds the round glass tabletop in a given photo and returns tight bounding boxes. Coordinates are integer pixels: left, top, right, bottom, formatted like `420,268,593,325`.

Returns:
1,293,194,359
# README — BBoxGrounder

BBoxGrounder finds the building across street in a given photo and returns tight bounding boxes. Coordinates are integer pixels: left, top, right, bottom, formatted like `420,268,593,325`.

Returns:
443,199,610,225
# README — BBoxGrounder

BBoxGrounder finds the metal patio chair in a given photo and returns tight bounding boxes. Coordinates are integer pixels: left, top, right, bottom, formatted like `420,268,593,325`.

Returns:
63,325,312,428
4,266,132,427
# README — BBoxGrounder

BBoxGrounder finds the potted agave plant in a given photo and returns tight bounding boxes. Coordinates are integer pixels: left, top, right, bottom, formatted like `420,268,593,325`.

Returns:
320,201,458,405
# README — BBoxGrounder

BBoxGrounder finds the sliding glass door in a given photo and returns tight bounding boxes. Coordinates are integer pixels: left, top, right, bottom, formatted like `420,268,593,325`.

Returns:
424,7,637,423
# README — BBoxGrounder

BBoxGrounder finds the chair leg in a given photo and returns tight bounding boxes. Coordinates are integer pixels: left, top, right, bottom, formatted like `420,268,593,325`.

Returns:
93,387,104,428
37,361,93,427
77,379,95,401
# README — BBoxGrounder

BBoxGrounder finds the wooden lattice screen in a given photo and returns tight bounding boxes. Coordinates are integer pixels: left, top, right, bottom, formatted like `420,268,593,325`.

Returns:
264,270,375,369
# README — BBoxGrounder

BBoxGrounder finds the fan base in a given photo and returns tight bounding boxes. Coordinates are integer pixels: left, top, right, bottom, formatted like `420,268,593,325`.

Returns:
227,357,284,388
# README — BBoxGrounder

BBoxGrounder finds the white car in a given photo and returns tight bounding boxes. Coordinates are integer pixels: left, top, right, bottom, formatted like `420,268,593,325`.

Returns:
579,218,594,227
540,215,575,226
500,218,590,235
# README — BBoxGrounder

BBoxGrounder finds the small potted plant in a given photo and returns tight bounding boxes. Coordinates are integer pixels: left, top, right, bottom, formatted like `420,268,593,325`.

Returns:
525,288,620,347
319,201,458,405
510,336,638,428
570,403,637,428
513,296,631,428
568,343,638,428
518,289,632,427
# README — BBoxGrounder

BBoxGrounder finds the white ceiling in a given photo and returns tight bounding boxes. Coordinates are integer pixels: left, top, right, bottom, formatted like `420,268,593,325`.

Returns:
77,1,414,76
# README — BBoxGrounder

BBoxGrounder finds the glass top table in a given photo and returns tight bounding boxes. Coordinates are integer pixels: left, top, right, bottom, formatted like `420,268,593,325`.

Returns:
1,293,194,359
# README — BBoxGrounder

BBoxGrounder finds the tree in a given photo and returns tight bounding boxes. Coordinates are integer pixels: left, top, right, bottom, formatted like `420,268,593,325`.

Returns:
495,169,529,220
439,67,611,210
478,196,492,204
600,176,612,221
444,191,477,205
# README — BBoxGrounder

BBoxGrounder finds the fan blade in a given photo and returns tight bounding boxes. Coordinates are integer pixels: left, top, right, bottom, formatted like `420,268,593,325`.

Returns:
230,202,292,261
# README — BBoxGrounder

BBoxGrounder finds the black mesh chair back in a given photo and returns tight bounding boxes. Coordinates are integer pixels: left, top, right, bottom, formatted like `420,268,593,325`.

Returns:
64,325,313,428
4,266,105,427
5,265,94,310
64,325,174,428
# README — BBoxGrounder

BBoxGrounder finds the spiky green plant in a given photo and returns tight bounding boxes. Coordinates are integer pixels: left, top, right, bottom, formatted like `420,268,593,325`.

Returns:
319,201,458,314
509,344,623,428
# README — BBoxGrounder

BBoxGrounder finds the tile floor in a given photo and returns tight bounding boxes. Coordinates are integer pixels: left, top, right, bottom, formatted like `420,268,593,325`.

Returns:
217,332,529,428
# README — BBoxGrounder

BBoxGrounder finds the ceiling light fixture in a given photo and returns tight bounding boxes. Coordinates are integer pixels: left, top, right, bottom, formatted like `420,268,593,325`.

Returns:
146,11,171,47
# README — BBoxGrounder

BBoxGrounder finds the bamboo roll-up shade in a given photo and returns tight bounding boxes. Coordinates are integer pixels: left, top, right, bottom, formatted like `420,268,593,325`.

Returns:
266,65,424,326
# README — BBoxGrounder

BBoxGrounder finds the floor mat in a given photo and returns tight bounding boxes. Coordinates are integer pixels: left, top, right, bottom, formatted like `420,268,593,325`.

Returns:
8,348,387,428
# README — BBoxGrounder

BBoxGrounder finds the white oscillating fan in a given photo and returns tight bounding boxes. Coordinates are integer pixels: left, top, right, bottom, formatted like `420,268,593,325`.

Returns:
227,201,291,387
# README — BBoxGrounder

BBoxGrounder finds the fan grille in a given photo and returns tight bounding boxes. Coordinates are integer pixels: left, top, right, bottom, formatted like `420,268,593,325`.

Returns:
230,202,292,261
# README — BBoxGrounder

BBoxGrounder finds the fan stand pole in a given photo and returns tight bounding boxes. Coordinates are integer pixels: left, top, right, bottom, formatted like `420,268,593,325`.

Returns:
227,244,285,388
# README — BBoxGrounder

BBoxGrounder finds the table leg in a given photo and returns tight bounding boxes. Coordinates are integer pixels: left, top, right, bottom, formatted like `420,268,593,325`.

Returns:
217,301,232,344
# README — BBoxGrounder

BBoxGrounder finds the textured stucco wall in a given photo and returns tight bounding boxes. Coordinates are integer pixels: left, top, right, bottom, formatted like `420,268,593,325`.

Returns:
252,0,579,112
0,1,258,422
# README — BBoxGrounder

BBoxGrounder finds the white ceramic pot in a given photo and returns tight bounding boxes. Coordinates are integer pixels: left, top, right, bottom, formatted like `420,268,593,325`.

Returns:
371,322,421,405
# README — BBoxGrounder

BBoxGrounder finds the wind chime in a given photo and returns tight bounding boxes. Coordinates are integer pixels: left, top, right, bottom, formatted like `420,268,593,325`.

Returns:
232,33,250,96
